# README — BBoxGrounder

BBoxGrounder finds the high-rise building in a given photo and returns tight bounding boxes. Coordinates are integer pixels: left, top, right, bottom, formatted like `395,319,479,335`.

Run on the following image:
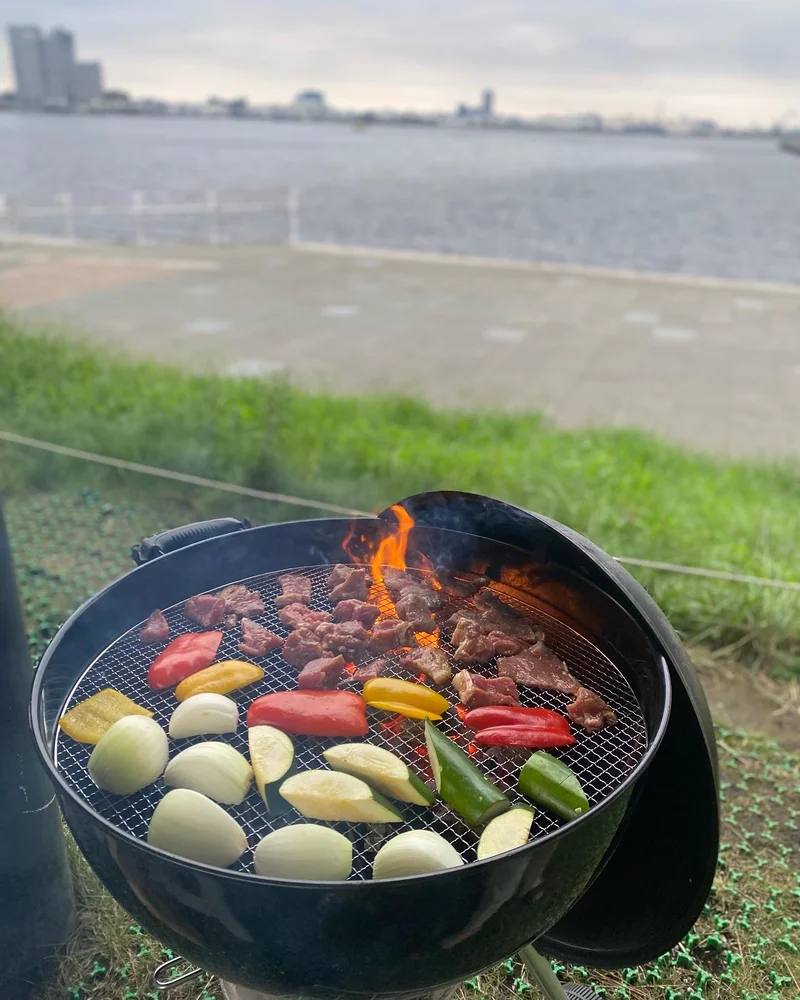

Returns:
7,25,46,108
6,23,104,109
69,61,103,105
481,89,495,118
44,28,75,105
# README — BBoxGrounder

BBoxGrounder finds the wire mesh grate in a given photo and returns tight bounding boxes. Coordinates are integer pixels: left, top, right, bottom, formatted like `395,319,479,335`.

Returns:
54,565,647,880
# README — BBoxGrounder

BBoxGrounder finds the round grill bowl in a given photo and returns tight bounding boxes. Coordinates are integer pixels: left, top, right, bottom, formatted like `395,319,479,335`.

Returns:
31,511,675,998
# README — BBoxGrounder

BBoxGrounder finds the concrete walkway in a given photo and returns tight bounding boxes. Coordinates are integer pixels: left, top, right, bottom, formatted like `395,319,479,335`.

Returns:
2,239,800,459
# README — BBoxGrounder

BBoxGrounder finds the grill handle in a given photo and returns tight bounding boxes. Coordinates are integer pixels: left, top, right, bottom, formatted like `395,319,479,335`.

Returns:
132,518,251,565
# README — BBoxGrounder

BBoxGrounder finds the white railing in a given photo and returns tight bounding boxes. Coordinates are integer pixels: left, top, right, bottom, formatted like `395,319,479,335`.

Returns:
0,187,300,247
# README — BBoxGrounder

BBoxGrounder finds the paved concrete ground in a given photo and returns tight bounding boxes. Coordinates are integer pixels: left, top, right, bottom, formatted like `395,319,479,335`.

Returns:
2,239,800,459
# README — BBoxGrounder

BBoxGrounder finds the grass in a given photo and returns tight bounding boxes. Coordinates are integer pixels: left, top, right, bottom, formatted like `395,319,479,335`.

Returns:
2,314,800,675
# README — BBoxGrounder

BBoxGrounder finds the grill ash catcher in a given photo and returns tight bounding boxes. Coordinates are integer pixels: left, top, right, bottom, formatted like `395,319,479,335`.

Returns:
30,491,719,1000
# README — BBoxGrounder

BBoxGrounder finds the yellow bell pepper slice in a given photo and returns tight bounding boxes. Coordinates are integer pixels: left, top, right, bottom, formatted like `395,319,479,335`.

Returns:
59,688,153,744
366,700,443,721
174,659,264,702
363,677,449,716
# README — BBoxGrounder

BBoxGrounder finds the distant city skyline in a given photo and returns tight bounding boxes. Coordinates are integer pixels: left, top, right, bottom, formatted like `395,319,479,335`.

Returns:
8,24,103,109
2,1,799,128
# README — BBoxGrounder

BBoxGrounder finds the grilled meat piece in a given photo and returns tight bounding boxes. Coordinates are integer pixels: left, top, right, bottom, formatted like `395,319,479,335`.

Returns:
223,613,238,629
278,603,332,628
382,567,423,598
352,657,388,683
276,573,312,609
238,617,282,658
395,590,437,633
567,686,617,732
452,670,521,708
497,642,580,694
217,583,265,618
433,569,490,598
486,630,528,657
327,565,370,602
382,568,443,610
399,646,453,686
333,599,380,629
184,593,227,627
282,625,326,667
368,618,418,654
138,609,169,644
452,618,495,665
314,620,370,660
298,654,347,690
447,609,543,644
473,588,525,620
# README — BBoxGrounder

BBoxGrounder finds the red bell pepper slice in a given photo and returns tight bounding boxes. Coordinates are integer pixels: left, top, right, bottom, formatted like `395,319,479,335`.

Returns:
147,631,223,691
247,690,368,737
472,725,576,748
464,705,571,732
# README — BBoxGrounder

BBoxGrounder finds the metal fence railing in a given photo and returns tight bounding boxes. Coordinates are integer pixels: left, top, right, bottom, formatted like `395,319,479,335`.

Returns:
0,187,299,247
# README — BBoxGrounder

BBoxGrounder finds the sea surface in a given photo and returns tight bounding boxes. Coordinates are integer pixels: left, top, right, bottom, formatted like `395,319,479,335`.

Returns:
1,113,799,282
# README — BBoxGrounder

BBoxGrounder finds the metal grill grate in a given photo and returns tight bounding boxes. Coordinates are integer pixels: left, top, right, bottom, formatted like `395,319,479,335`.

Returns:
54,566,647,879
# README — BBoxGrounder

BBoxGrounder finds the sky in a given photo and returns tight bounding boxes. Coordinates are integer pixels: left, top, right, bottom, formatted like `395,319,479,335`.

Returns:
3,0,800,127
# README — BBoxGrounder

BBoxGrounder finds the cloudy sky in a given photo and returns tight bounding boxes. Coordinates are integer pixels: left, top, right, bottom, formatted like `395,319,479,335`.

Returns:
3,0,800,126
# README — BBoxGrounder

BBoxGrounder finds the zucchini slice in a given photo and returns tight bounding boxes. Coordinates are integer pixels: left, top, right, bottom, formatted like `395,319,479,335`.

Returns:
424,720,511,826
323,743,434,806
477,806,535,859
248,725,295,812
279,770,404,823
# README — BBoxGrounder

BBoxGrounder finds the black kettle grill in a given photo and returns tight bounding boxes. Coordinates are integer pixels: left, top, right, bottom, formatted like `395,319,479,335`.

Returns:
30,491,719,1000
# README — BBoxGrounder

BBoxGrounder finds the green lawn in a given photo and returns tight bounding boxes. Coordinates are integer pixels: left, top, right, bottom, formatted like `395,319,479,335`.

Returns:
1,315,799,674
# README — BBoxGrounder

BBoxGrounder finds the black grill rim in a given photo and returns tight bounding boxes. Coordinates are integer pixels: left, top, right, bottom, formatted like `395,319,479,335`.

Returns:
30,520,673,888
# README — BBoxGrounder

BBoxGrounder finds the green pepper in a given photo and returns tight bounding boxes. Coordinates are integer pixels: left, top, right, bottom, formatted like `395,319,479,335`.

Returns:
424,720,510,826
518,751,589,821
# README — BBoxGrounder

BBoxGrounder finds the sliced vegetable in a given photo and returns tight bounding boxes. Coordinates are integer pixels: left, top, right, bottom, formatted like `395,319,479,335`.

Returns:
373,830,463,879
424,720,510,826
148,788,247,867
253,825,352,880
174,659,264,702
59,688,153,744
168,693,239,738
477,806,535,859
365,701,443,721
164,742,253,805
279,770,404,823
363,677,449,718
248,725,295,811
247,690,368,737
88,716,168,795
518,751,590,821
464,706,571,732
323,743,434,806
147,631,223,691
473,725,575,748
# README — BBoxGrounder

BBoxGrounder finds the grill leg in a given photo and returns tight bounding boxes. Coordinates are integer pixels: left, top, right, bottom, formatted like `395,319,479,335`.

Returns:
520,945,603,1000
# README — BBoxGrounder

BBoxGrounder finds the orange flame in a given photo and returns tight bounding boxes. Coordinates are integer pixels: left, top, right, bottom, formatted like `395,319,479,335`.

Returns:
370,504,414,584
342,505,441,640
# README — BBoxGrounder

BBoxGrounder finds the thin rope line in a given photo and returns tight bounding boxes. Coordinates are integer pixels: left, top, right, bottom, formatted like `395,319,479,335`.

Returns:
2,428,799,592
612,556,800,592
0,429,371,518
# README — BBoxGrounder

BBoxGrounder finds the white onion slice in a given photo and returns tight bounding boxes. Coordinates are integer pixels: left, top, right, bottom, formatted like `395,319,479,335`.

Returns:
168,694,239,738
164,741,253,804
148,788,247,867
253,824,352,881
88,716,168,795
372,830,463,879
